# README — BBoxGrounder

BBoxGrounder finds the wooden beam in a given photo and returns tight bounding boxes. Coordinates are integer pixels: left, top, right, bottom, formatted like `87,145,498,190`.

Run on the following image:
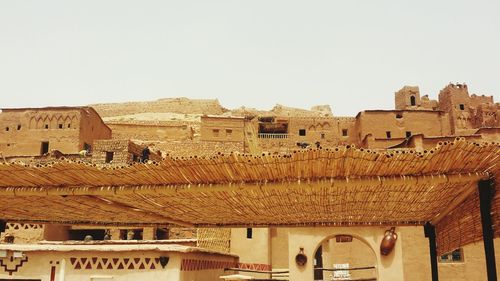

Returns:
478,179,497,281
424,222,439,281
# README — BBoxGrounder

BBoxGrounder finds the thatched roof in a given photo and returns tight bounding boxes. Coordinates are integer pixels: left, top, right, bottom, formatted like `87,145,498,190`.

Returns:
0,139,497,228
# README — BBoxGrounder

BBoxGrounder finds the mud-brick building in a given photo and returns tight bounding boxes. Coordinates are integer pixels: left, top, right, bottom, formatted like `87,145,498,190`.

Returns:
0,107,111,157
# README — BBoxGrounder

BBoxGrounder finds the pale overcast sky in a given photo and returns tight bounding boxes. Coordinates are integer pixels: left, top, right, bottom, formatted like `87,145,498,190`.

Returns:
0,0,498,116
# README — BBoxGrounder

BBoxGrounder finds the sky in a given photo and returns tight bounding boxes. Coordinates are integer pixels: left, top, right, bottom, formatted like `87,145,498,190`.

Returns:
0,0,498,116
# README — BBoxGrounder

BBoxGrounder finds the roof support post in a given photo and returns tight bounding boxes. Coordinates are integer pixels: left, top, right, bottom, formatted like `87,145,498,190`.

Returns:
424,222,439,281
478,179,497,281
0,220,6,234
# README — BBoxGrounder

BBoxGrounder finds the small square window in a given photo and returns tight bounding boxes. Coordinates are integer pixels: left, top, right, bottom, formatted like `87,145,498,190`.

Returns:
212,129,220,137
342,129,348,136
459,104,465,110
226,129,233,135
320,133,325,139
386,131,391,139
396,114,403,119
299,129,306,136
58,124,63,129
44,124,49,129
5,127,9,131
17,125,21,130
406,131,412,138
68,124,71,128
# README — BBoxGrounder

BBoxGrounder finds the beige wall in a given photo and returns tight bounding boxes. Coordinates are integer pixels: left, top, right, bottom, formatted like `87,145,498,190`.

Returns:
0,223,44,244
230,228,271,279
201,117,245,142
271,228,289,269
321,236,377,280
0,108,110,157
107,122,192,141
0,250,237,281
287,226,403,281
79,108,112,151
356,110,451,143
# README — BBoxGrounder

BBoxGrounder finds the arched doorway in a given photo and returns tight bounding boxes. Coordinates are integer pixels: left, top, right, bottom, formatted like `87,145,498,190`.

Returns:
313,234,378,281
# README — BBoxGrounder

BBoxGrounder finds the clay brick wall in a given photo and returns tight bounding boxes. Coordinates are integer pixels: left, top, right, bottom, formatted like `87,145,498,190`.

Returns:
90,98,227,117
0,107,109,157
355,110,451,148
93,139,162,164
200,116,245,142
395,86,422,110
155,140,244,157
107,121,195,141
79,107,112,152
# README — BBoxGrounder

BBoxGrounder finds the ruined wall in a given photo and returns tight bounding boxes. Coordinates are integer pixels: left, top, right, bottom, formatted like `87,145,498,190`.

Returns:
79,107,112,151
0,109,82,156
107,121,194,141
200,116,245,142
90,98,227,117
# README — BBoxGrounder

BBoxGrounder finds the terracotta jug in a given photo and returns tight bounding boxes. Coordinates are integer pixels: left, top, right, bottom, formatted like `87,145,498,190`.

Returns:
380,227,398,255
295,247,307,266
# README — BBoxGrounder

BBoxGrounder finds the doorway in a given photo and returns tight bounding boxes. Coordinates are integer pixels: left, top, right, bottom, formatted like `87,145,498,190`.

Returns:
313,235,377,281
40,141,49,155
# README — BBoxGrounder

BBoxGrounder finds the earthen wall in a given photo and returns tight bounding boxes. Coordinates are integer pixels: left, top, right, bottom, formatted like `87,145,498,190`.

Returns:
0,109,82,156
91,98,227,117
200,116,245,142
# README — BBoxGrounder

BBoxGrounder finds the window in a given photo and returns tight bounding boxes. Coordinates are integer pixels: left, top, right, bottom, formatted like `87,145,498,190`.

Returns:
410,96,416,106
396,114,403,119
67,124,71,128
246,228,253,239
320,133,325,139
4,127,8,132
386,131,392,139
226,129,233,136
44,124,49,129
406,131,412,138
17,125,21,130
342,129,348,136
298,129,306,136
58,124,63,129
335,235,353,243
459,104,465,110
212,129,220,137
439,248,464,263
105,152,114,163
41,141,49,155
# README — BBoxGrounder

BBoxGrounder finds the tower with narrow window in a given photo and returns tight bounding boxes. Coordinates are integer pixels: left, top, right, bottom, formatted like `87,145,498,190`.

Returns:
395,86,421,110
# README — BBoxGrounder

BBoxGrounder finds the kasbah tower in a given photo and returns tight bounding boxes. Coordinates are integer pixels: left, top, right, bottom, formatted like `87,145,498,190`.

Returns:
0,82,499,281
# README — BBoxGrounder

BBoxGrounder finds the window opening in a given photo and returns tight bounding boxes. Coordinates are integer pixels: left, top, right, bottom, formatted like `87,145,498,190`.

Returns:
17,125,21,130
246,228,253,239
299,129,306,136
386,131,392,139
44,124,49,129
105,152,114,163
459,104,465,110
342,129,348,136
406,131,412,138
439,248,464,263
410,96,416,106
4,127,8,132
58,124,63,129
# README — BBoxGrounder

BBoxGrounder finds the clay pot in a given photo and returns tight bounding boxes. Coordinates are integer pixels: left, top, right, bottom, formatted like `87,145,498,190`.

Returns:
295,247,307,266
380,227,398,255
